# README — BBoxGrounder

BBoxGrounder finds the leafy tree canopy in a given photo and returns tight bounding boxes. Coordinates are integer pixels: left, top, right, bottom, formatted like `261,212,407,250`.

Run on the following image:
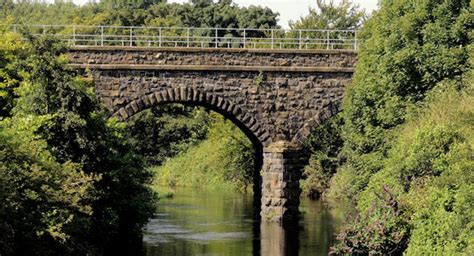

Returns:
289,0,366,30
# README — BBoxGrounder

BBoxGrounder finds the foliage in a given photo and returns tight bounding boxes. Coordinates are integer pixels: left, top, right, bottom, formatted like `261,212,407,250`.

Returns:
332,0,473,203
152,113,255,191
100,0,164,9
405,143,474,255
333,66,474,254
0,34,156,254
1,0,279,32
0,118,96,255
401,83,474,255
297,0,365,199
1,0,79,25
126,104,210,166
329,0,473,253
330,186,410,255
0,27,26,118
289,0,366,30
301,114,343,199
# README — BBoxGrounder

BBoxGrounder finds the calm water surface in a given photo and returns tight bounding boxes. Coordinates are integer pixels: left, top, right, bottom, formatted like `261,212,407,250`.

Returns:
143,187,343,256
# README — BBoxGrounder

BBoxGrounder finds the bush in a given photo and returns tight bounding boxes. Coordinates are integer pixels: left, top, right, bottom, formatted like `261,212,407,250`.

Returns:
332,0,473,202
333,73,474,254
301,115,344,199
0,117,97,255
153,113,255,191
330,186,410,255
406,143,474,255
1,35,156,254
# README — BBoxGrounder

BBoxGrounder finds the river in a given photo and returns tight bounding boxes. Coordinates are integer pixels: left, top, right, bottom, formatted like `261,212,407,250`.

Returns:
143,187,343,256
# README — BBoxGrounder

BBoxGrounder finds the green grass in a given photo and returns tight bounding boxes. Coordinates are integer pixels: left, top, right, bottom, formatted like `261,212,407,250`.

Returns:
150,114,255,191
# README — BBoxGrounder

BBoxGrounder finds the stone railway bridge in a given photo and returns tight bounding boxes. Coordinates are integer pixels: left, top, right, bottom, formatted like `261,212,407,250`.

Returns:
68,46,356,222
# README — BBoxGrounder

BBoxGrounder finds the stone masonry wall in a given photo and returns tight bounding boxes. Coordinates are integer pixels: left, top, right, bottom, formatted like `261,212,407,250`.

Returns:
69,47,357,68
69,47,355,222
91,69,350,147
261,142,308,222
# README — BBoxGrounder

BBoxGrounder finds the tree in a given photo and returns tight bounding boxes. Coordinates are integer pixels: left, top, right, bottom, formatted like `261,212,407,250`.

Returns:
0,28,26,118
289,0,366,30
329,0,473,253
296,0,365,198
0,118,97,255
8,35,156,254
100,0,164,9
334,0,472,202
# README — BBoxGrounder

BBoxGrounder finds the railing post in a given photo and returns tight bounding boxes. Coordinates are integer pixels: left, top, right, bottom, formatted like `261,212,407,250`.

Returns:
354,30,357,50
130,27,133,47
271,29,274,49
299,30,302,49
72,25,76,46
13,24,16,33
243,29,246,49
159,27,162,47
187,28,190,47
327,30,330,49
101,26,104,46
43,25,46,36
215,28,218,48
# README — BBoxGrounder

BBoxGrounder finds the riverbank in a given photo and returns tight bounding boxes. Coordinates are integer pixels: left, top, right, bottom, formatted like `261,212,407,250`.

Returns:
151,114,255,191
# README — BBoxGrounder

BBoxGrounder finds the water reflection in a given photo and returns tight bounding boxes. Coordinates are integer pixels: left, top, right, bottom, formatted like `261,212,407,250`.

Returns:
260,222,299,256
143,187,342,256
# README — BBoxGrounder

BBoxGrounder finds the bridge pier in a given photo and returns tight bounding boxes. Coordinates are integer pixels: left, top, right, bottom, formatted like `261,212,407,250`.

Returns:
261,141,305,222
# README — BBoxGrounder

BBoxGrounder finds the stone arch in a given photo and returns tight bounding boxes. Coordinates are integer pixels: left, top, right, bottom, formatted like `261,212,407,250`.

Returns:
111,86,271,149
291,101,340,146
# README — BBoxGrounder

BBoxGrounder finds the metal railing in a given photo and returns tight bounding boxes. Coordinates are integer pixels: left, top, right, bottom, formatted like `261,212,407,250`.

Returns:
6,24,358,50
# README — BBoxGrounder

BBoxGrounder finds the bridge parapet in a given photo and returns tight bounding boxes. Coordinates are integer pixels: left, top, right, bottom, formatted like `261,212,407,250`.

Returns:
69,46,356,71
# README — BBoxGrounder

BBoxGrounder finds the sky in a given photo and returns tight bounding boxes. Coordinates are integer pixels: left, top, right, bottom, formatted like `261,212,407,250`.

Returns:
70,0,380,28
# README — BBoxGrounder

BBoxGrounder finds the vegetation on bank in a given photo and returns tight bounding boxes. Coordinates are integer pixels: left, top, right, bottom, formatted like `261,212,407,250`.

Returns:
332,74,474,255
0,31,156,254
125,104,210,166
151,113,255,191
315,0,473,254
125,106,256,191
295,0,366,199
